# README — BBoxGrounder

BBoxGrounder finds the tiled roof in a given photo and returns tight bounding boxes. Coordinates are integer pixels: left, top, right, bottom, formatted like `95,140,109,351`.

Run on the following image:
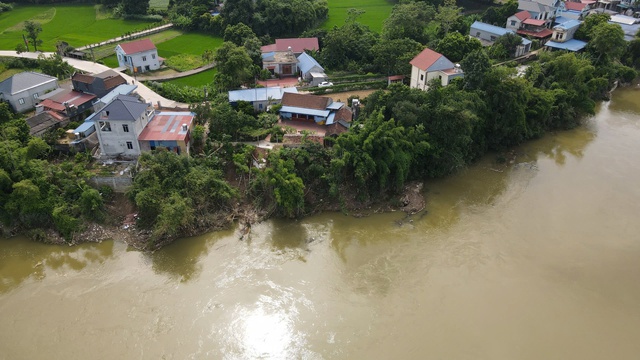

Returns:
523,18,548,26
517,28,554,38
40,90,96,112
514,10,532,20
26,111,66,135
564,1,588,11
72,72,96,84
410,48,455,72
0,71,57,95
281,92,331,110
261,37,319,53
118,39,156,55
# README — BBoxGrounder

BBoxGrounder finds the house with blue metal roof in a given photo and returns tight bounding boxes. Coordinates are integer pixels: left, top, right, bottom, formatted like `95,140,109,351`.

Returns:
296,52,328,86
470,21,532,57
228,87,298,112
545,19,587,52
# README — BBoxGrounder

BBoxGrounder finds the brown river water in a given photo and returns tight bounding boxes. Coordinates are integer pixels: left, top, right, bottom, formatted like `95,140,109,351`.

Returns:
1,87,640,359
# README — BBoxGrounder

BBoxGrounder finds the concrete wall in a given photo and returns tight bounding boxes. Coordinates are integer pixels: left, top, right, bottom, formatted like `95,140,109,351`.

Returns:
2,80,58,113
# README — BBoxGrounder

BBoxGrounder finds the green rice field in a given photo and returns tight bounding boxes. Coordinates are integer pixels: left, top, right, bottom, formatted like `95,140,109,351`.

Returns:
149,0,171,10
322,0,394,33
164,68,217,87
155,33,224,58
0,5,154,51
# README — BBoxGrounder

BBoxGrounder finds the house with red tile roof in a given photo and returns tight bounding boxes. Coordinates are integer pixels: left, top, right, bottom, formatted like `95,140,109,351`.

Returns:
409,48,463,91
507,10,533,30
260,37,319,55
115,39,163,73
37,89,97,120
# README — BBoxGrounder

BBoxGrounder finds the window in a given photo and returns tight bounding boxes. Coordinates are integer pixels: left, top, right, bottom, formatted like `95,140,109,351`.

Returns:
420,74,424,81
142,56,147,61
122,124,129,132
510,20,516,26
126,141,133,150
18,98,25,105
490,36,497,41
99,121,111,132
33,93,39,99
145,65,150,71
152,54,156,59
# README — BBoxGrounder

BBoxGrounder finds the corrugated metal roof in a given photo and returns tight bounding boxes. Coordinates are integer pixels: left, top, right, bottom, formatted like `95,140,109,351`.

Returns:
228,87,298,103
545,39,587,51
297,52,324,74
98,84,138,105
554,19,581,30
471,21,515,36
0,71,57,95
280,106,330,117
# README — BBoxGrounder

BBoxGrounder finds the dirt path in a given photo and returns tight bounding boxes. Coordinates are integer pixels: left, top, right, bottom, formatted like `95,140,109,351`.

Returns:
318,89,378,102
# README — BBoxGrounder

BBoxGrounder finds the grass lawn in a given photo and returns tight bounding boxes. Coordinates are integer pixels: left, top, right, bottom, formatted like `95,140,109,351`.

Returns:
100,54,119,68
149,0,171,10
0,5,155,51
322,0,394,33
155,32,224,58
164,68,217,87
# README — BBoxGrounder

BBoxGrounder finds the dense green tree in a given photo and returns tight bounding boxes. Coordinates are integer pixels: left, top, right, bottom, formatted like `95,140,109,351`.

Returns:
213,42,254,91
382,1,435,43
435,0,462,35
261,153,305,218
588,22,626,64
460,49,491,90
574,13,610,41
320,21,378,71
23,20,42,52
493,32,524,58
482,0,518,26
435,32,482,63
123,0,150,15
224,23,257,46
371,38,423,75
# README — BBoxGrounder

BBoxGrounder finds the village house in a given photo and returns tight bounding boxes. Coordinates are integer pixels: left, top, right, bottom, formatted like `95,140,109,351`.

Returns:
557,0,593,20
0,72,58,113
297,52,328,86
278,92,352,137
37,89,96,120
71,69,127,98
409,48,464,91
609,14,640,41
228,87,298,112
94,94,154,158
470,21,532,57
545,19,588,51
137,111,194,156
115,39,163,73
262,50,299,77
260,37,319,55
25,111,68,137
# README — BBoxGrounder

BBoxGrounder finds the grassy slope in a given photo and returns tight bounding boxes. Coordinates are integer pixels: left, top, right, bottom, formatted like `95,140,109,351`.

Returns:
0,5,152,51
322,0,394,33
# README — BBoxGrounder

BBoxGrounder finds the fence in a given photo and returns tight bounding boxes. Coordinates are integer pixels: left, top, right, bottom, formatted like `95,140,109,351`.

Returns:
89,176,133,193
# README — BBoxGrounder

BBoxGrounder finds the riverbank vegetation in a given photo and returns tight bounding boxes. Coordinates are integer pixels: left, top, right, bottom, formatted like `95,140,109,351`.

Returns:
1,0,640,249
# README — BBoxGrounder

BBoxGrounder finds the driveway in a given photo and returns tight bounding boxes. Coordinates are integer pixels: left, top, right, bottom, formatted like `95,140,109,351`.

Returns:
0,51,188,108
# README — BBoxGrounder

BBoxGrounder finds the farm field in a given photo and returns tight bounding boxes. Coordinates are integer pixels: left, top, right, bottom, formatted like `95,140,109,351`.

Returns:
164,68,217,87
0,5,154,51
149,0,171,10
322,0,394,32
155,32,224,58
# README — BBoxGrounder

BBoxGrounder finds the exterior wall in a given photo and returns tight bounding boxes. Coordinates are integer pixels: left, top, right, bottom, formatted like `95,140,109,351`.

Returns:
2,80,58,113
265,63,298,77
470,27,503,43
95,109,153,157
73,80,108,98
507,16,522,30
89,176,133,193
116,48,161,73
410,66,429,91
301,65,324,79
515,43,531,57
139,139,187,155
552,26,578,42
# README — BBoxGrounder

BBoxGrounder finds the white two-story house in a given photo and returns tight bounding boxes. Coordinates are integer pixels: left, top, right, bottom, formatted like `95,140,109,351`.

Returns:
409,48,464,91
94,94,154,157
115,39,163,74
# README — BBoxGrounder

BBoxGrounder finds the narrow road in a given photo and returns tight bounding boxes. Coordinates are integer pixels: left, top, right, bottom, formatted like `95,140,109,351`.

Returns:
76,23,174,51
0,51,188,108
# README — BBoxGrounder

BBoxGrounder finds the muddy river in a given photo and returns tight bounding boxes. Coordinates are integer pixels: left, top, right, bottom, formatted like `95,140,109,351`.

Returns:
1,87,640,359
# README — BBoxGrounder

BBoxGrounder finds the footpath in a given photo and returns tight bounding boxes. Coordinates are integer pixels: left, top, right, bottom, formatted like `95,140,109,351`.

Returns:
0,51,187,108
76,23,174,51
